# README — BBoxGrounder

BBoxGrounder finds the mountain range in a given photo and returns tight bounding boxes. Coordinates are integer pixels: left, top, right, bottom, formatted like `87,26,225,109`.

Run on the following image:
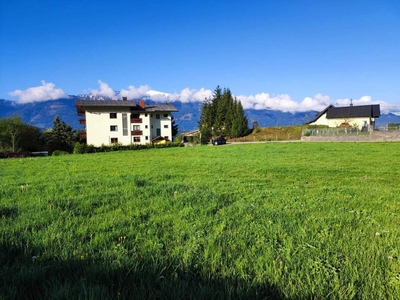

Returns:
1,96,399,132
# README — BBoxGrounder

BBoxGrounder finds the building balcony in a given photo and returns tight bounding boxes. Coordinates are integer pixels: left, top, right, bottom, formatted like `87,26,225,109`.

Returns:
80,132,87,139
131,118,142,123
76,106,85,116
131,130,143,136
79,118,86,125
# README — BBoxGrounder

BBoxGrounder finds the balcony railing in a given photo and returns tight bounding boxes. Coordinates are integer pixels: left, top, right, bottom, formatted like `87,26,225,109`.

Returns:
131,130,143,136
131,118,142,123
79,119,86,125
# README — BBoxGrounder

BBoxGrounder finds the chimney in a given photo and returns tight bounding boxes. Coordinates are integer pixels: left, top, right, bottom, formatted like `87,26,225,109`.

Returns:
122,96,127,101
139,99,145,108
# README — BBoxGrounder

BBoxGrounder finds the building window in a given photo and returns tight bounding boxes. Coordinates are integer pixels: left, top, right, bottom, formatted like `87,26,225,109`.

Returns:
156,128,161,136
133,137,140,143
145,125,148,129
164,114,168,118
110,125,118,131
132,125,140,130
164,124,169,129
110,113,117,119
145,114,148,117
111,138,118,143
122,113,128,136
131,113,140,118
151,125,153,129
156,114,160,119
145,136,148,140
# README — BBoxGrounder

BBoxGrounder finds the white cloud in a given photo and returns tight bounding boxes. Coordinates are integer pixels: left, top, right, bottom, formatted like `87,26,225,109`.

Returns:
8,81,69,103
178,88,213,103
143,87,213,103
236,92,332,113
86,81,398,115
88,82,211,103
9,80,398,115
90,80,117,99
120,85,150,99
334,96,399,115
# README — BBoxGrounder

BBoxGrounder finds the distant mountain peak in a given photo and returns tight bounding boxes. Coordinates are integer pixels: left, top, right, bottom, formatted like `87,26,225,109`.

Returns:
76,94,115,101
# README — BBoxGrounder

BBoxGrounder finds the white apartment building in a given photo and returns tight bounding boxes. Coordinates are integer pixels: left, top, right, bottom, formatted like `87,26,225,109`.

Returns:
75,98,178,146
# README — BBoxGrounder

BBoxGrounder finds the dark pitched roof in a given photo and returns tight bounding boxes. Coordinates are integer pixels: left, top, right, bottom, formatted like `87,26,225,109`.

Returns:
309,105,334,123
74,100,178,112
308,104,380,124
143,104,178,112
327,105,380,118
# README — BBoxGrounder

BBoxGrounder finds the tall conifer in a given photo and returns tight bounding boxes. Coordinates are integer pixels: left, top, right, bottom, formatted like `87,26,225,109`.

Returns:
198,86,250,142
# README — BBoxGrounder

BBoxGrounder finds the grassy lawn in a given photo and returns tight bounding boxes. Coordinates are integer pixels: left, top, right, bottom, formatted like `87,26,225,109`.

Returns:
1,143,399,299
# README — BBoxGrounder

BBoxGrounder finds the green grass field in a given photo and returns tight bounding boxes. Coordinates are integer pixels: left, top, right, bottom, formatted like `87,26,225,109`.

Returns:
1,143,399,299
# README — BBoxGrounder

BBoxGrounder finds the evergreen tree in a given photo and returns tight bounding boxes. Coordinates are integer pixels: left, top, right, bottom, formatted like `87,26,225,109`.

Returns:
198,86,250,142
46,116,75,153
236,100,250,136
171,114,179,138
198,98,214,143
230,99,241,138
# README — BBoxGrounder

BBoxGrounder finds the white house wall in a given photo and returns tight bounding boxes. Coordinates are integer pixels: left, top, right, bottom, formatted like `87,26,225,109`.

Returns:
310,113,373,129
85,107,173,146
310,113,329,126
86,107,131,146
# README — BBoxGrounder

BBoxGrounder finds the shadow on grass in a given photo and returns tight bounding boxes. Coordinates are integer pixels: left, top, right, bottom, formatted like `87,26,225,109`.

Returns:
0,243,291,300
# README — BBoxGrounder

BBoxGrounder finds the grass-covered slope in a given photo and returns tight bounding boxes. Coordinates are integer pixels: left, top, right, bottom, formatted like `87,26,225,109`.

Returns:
1,143,399,299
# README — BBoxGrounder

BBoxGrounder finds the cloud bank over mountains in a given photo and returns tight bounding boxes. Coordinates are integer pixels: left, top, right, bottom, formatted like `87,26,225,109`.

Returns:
7,80,399,115
8,81,70,104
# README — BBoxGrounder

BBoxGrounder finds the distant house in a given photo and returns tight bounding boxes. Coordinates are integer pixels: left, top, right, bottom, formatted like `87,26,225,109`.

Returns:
307,104,380,129
75,98,178,146
151,136,170,144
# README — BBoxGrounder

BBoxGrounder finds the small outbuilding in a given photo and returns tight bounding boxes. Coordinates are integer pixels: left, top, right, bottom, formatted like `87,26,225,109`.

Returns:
151,136,170,144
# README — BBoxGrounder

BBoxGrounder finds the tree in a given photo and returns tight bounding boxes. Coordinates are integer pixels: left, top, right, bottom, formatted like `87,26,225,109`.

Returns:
0,116,24,152
171,114,179,138
46,116,75,153
20,124,45,152
0,116,45,154
198,86,250,142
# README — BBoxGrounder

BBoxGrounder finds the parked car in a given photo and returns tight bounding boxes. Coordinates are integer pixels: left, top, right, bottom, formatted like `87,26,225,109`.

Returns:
213,136,226,145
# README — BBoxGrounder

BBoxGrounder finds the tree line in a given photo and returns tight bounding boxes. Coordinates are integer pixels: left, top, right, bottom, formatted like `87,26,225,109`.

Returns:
198,86,251,143
0,115,81,157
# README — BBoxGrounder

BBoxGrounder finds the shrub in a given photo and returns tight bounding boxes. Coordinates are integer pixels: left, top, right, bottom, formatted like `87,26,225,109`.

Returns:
71,142,183,154
73,142,84,154
52,150,70,156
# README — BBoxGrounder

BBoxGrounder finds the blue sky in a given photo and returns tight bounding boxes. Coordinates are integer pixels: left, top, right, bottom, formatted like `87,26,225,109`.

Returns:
1,0,399,113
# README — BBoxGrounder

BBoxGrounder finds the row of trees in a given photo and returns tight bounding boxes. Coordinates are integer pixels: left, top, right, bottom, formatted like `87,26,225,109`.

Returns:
0,116,79,156
198,86,251,142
